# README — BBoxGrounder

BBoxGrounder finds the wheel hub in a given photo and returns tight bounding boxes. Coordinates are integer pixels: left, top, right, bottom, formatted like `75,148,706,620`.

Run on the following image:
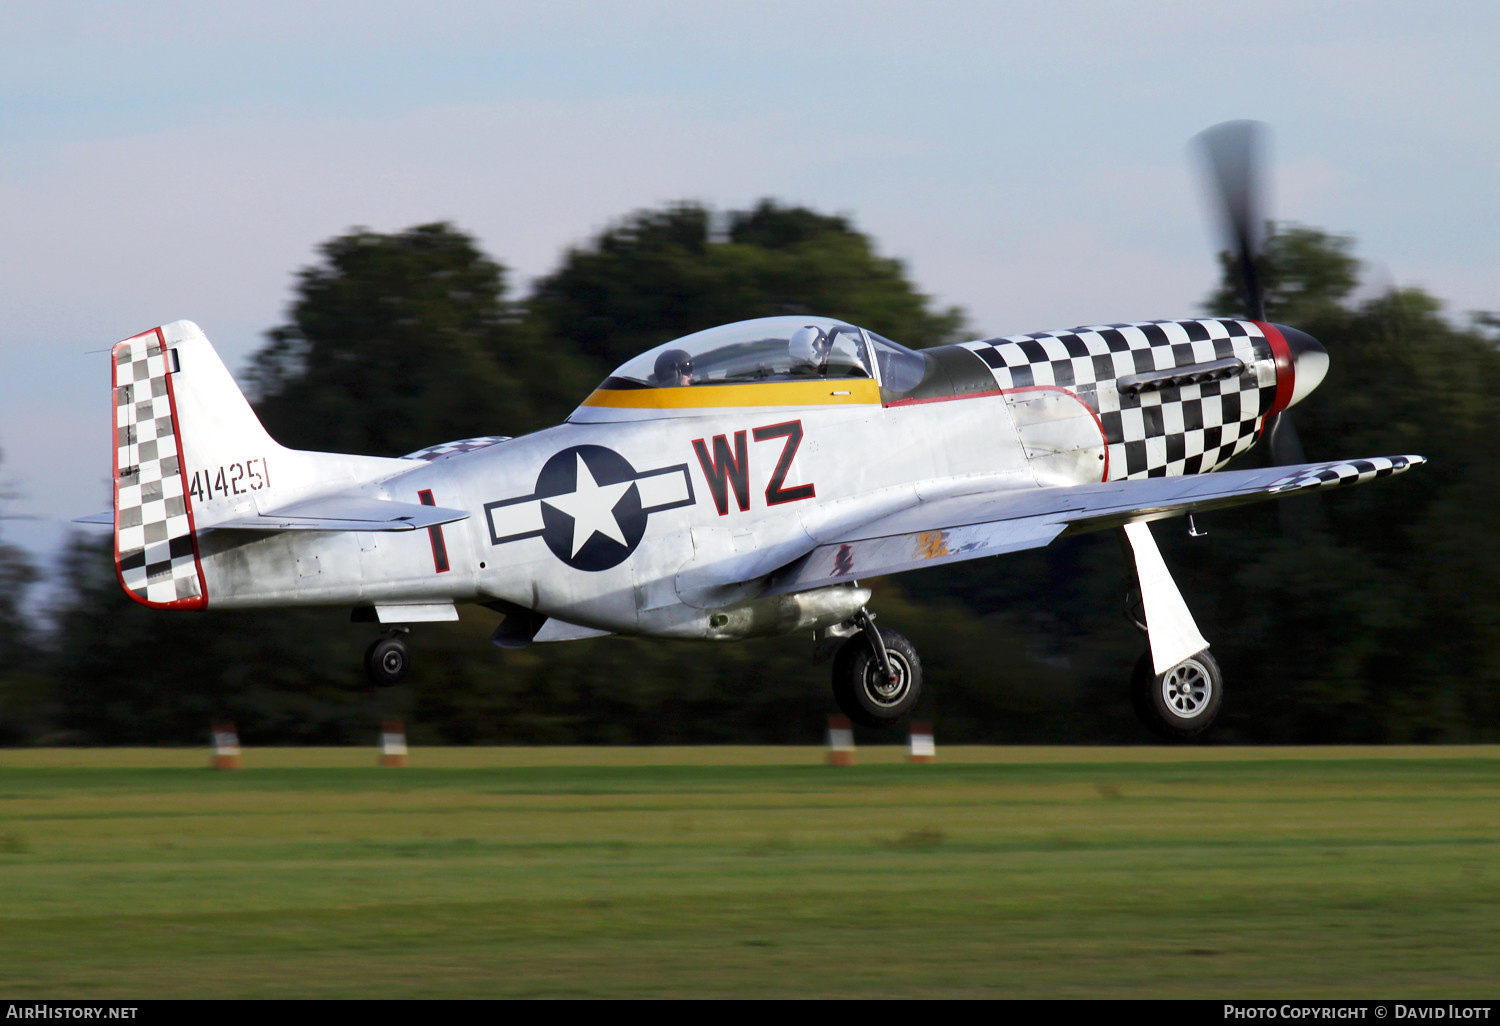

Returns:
1161,659,1211,718
864,657,909,707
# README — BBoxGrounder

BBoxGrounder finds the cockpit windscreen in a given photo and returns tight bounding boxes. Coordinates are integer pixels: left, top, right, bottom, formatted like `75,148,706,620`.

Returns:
604,316,877,388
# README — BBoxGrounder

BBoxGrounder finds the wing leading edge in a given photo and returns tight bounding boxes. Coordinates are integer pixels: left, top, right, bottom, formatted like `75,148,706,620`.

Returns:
765,454,1424,594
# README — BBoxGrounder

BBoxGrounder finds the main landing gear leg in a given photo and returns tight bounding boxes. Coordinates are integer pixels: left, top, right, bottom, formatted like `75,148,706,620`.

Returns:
1119,522,1222,739
855,608,896,682
364,628,412,687
824,606,923,728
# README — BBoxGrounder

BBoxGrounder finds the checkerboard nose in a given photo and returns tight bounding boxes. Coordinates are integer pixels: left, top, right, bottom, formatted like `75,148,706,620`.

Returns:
1278,325,1329,408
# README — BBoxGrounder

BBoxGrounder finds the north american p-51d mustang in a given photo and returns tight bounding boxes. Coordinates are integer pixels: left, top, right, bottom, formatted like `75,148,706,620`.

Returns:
86,123,1423,738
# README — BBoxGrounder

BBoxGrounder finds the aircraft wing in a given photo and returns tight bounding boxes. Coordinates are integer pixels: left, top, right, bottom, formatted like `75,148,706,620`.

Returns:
765,454,1424,594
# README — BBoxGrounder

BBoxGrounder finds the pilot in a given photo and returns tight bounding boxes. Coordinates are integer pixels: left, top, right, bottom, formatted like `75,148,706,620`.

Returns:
653,349,694,387
788,325,832,375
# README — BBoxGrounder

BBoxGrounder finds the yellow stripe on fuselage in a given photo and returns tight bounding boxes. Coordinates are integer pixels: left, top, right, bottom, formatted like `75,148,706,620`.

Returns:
580,379,881,409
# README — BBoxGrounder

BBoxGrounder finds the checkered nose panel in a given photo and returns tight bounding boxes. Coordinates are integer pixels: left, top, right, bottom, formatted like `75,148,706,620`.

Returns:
961,318,1279,480
113,330,205,609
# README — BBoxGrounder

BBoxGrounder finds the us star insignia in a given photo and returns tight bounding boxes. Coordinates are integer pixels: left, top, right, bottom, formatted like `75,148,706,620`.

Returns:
484,445,695,571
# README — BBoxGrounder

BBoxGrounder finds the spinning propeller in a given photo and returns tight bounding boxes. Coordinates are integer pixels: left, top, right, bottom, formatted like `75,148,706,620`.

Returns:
1196,120,1268,323
1194,120,1326,468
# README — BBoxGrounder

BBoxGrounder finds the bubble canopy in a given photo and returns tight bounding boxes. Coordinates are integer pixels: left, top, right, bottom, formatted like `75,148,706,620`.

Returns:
600,316,928,392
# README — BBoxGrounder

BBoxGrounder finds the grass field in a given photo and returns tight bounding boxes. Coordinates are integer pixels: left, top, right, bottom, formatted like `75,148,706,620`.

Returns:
1,745,1497,998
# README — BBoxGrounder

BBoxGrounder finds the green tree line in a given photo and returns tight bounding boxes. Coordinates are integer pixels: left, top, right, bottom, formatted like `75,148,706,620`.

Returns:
2,203,1496,744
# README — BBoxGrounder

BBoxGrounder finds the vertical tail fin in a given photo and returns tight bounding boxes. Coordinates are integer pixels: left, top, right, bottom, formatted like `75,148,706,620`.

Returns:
111,320,410,609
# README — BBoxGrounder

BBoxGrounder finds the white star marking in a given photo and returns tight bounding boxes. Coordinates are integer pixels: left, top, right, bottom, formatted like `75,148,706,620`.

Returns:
541,454,634,557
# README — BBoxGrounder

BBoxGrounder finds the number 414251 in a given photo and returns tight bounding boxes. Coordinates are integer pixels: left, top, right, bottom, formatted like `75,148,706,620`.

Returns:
188,458,270,502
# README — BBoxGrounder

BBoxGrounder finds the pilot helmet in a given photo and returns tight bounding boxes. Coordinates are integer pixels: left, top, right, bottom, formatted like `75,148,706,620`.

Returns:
788,325,831,370
653,348,694,384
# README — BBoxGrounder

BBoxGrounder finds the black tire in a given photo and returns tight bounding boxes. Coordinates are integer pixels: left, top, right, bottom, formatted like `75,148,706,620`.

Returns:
832,628,923,728
1132,649,1222,740
365,636,411,687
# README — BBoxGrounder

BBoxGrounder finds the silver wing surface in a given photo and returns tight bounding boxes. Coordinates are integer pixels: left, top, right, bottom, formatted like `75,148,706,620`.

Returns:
764,455,1424,594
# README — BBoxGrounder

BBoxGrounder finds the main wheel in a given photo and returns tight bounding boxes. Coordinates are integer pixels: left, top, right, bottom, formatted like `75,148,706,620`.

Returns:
832,628,923,728
1132,649,1222,740
365,636,411,687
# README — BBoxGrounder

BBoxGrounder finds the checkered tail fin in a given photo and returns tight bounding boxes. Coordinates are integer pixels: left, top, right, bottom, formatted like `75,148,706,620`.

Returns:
111,321,281,609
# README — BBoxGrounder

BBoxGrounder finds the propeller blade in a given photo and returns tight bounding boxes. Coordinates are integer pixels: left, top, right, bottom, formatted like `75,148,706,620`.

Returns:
1195,120,1269,321
1195,121,1324,534
1265,411,1305,466
1265,412,1326,534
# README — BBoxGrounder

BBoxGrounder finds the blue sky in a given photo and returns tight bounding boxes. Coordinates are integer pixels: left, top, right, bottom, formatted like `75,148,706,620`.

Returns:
2,1,1496,577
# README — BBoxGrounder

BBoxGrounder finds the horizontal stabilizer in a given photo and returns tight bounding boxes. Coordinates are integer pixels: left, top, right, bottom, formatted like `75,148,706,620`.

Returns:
211,495,469,533
74,511,113,525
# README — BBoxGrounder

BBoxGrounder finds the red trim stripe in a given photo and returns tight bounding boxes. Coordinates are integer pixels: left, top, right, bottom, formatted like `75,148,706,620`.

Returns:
417,489,450,573
1257,321,1296,417
158,330,209,608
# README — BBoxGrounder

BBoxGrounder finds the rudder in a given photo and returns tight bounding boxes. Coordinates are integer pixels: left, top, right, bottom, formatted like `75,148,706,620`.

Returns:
113,325,206,609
